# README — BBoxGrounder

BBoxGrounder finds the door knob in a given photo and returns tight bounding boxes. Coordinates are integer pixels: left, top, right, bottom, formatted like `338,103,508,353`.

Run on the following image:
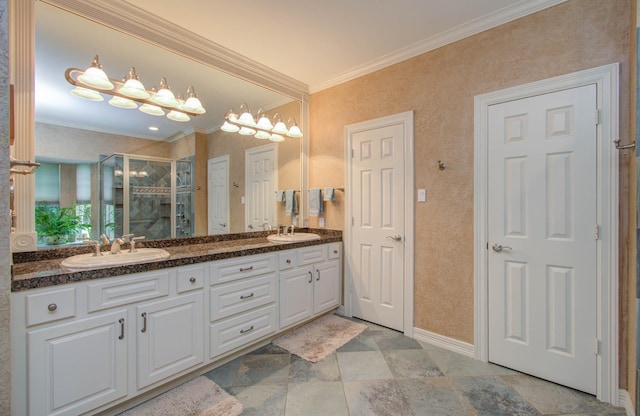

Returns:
386,235,402,242
492,243,512,252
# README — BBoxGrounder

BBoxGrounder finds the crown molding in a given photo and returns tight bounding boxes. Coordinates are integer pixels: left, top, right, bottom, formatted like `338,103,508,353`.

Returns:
310,0,568,93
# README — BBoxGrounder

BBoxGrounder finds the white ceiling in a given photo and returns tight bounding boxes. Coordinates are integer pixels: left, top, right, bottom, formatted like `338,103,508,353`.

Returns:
34,0,565,147
122,0,566,92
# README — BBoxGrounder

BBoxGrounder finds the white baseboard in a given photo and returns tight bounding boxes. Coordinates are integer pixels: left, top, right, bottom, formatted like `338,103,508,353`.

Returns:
413,327,474,358
619,389,635,416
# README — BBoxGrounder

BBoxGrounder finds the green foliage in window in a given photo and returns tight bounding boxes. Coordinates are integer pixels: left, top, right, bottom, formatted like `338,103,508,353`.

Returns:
35,206,91,245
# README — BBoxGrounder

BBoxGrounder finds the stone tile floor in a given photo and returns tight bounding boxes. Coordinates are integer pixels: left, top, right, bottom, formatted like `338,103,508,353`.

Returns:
204,318,626,416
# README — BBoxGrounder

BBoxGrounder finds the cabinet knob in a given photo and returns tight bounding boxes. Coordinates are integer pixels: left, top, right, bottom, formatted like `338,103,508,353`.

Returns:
333,250,338,254
47,303,57,312
286,259,291,264
189,277,196,283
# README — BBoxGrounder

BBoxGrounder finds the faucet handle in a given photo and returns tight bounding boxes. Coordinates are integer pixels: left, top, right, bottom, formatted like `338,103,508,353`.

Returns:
131,236,146,242
100,234,110,244
121,233,134,242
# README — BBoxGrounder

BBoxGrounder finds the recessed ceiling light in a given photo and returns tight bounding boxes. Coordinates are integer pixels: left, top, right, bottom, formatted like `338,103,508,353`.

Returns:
148,126,159,131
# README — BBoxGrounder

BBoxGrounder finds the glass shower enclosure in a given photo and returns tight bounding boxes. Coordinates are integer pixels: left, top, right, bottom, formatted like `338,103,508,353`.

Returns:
99,154,194,241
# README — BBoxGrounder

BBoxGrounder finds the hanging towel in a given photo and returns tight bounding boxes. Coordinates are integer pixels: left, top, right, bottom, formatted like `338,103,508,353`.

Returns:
275,190,285,202
285,189,298,216
323,187,336,201
309,188,323,217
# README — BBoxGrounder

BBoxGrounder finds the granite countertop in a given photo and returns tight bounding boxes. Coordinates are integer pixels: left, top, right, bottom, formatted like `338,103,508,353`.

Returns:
12,229,342,292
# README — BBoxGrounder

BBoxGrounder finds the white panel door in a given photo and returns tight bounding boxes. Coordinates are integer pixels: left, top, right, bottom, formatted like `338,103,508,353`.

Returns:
350,123,405,331
487,84,597,394
208,156,229,234
245,144,277,232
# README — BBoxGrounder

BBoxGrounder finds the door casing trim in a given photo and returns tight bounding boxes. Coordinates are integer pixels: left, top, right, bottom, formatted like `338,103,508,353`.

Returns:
343,111,415,337
473,63,620,404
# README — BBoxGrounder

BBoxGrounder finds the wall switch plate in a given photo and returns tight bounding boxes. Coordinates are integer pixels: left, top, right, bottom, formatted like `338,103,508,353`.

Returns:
241,196,245,205
319,217,325,228
418,189,426,202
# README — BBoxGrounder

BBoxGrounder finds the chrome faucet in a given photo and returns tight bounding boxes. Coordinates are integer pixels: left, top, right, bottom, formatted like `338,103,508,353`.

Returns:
262,222,272,231
130,236,145,253
288,224,295,236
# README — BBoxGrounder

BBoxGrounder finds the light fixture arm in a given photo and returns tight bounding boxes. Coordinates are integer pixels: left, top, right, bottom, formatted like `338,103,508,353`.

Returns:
65,67,203,117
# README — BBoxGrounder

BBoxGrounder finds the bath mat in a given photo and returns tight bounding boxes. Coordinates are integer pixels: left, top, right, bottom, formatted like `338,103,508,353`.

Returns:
119,376,243,416
272,314,367,362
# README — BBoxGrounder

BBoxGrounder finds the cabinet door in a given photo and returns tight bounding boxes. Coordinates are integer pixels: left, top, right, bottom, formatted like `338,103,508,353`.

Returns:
136,292,204,390
279,266,314,329
314,259,341,314
28,309,128,416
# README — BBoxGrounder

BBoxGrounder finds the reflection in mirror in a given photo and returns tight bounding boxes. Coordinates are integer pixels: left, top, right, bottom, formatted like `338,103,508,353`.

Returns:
33,2,302,248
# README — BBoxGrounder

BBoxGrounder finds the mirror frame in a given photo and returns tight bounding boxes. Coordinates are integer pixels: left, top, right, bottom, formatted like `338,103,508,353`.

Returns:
10,0,310,251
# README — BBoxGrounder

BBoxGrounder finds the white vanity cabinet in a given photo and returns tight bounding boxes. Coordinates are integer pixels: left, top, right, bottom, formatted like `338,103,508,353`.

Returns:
12,266,205,416
208,253,278,358
279,242,342,329
12,241,342,416
27,308,129,416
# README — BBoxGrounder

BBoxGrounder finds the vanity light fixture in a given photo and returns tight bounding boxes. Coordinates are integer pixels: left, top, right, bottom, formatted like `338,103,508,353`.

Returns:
65,55,206,122
222,104,303,141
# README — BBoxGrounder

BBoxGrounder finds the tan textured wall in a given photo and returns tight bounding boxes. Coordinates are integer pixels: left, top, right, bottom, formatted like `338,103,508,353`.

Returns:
310,0,630,352
35,123,172,162
208,101,301,233
58,164,76,208
194,132,208,235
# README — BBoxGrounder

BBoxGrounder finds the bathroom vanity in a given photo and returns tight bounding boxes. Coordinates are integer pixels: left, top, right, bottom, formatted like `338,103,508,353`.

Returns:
10,231,342,416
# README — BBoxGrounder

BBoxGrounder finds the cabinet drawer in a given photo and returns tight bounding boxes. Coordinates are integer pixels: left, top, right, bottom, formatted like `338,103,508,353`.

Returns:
278,250,296,270
209,304,276,358
26,287,76,327
177,265,205,294
297,245,328,265
210,273,276,321
210,254,276,285
328,243,342,259
87,270,170,313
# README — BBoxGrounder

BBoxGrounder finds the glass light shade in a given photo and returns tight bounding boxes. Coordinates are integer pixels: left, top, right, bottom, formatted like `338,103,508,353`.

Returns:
182,96,206,114
108,96,137,109
237,111,256,127
287,124,303,138
151,88,179,107
272,121,289,135
227,111,239,122
77,66,114,90
119,78,150,99
254,130,272,140
167,110,190,122
70,86,104,101
221,121,240,133
256,115,274,130
269,134,285,142
139,103,165,116
238,126,257,135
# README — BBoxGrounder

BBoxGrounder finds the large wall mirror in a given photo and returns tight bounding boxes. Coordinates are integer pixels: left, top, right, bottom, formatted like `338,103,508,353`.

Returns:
13,0,308,250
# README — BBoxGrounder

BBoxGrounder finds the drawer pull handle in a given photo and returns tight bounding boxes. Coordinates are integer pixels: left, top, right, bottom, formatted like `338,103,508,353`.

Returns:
240,292,254,300
240,325,254,334
333,250,338,254
239,266,254,272
308,271,312,283
47,303,57,312
189,277,196,283
316,270,321,281
286,259,291,264
141,312,147,333
119,318,125,340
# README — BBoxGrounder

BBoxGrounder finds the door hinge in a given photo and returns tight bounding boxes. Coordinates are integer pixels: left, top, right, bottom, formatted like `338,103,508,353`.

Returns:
351,217,354,226
594,339,600,355
594,224,600,240
351,149,354,158
594,109,600,125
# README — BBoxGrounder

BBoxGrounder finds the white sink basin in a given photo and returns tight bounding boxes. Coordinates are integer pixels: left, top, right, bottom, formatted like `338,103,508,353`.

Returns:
267,233,321,243
61,248,171,272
